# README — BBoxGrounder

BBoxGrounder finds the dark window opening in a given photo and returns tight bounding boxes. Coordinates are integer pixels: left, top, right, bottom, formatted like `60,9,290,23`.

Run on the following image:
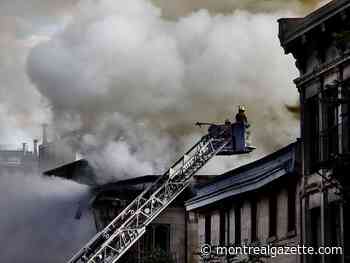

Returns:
205,214,211,244
145,225,154,252
251,200,257,242
269,193,277,237
322,88,339,162
305,95,320,173
143,224,170,253
342,81,350,153
154,225,170,252
131,223,172,263
219,210,226,245
288,183,296,232
235,206,241,245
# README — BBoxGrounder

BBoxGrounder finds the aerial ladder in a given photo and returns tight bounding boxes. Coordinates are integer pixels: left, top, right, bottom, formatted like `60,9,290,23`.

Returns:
67,117,255,263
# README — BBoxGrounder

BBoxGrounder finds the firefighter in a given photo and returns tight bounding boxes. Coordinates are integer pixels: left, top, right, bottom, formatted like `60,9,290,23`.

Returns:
235,105,248,123
223,119,232,139
235,105,251,146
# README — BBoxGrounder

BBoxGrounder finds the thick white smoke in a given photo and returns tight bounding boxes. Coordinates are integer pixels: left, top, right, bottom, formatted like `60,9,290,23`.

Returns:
0,16,51,146
0,172,95,262
27,0,304,177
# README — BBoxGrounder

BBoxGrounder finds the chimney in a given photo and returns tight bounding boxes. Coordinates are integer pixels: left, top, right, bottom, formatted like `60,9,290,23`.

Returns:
22,143,26,154
33,139,38,157
42,124,48,145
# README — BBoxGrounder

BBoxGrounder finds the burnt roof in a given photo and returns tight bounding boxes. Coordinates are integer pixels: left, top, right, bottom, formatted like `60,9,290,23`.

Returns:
43,159,160,186
43,159,98,186
93,175,159,192
43,156,214,188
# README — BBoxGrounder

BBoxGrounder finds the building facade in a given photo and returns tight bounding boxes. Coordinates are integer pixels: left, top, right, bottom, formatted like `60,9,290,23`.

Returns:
0,124,77,175
279,1,350,262
0,142,38,174
91,175,192,263
185,142,302,263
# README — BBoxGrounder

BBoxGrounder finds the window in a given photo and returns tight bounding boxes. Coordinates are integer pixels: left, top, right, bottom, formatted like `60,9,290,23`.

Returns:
143,224,170,253
269,193,277,237
288,183,296,232
154,225,170,252
322,87,339,161
235,206,241,245
219,210,226,245
145,225,154,252
342,80,350,154
305,96,320,173
251,200,257,242
205,214,211,244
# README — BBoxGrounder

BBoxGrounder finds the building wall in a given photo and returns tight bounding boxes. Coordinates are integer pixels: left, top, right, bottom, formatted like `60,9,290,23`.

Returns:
228,208,235,244
187,211,199,263
241,200,251,243
277,188,288,239
211,210,220,246
285,8,350,263
194,179,301,263
279,3,350,262
198,214,205,246
0,148,38,174
257,195,269,241
154,207,187,263
93,194,189,263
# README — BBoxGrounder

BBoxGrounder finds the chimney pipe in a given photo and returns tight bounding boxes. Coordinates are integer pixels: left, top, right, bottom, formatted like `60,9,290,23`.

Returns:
22,143,26,154
42,124,48,145
33,139,38,157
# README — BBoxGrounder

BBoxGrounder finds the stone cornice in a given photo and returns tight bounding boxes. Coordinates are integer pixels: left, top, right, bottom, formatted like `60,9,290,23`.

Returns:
282,1,350,46
294,52,350,88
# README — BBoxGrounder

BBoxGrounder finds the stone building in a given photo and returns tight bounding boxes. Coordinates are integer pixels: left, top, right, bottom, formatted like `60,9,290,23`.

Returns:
278,1,350,262
0,124,77,175
185,142,301,263
0,141,38,174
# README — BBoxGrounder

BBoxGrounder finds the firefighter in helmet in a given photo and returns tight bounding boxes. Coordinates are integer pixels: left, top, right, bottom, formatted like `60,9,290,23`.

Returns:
235,105,251,146
235,105,248,123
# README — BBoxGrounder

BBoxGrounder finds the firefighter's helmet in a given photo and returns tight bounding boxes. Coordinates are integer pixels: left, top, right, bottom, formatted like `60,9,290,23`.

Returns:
238,105,246,112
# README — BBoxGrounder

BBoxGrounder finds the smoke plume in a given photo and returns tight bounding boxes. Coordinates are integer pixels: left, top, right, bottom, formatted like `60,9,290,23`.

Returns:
26,0,308,177
0,172,95,262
